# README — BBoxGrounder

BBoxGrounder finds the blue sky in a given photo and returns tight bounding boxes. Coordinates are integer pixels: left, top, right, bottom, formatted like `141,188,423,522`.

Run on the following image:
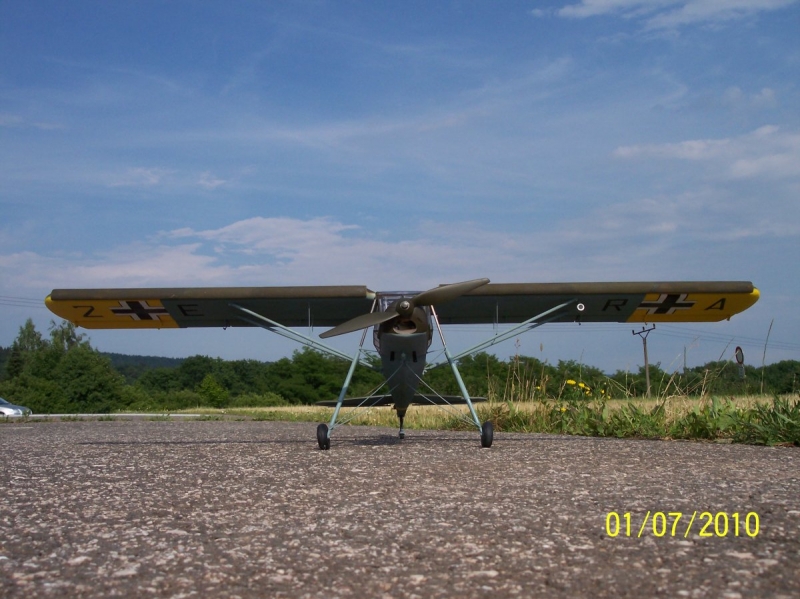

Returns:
2,0,799,373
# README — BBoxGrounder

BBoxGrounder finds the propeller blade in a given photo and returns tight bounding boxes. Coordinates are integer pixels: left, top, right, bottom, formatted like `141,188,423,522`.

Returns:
319,310,399,339
412,278,490,306
319,278,490,339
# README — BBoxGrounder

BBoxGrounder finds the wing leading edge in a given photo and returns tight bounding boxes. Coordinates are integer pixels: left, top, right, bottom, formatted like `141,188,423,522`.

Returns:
45,281,759,330
45,286,376,329
436,281,760,325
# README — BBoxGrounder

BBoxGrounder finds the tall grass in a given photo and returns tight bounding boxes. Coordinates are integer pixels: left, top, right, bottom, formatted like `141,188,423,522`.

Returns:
175,356,800,446
479,356,799,445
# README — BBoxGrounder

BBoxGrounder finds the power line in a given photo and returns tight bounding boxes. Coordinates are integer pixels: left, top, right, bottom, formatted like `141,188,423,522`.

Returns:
0,295,46,309
446,322,800,352
656,324,800,352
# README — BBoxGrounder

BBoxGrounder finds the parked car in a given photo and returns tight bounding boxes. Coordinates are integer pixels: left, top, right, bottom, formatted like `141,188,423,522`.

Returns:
0,397,32,417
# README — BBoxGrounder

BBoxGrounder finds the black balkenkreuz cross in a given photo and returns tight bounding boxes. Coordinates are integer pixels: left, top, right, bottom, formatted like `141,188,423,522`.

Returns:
638,293,695,315
111,300,170,321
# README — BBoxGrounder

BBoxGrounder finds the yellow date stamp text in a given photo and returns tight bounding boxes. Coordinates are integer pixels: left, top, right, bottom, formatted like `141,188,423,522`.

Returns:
605,511,760,538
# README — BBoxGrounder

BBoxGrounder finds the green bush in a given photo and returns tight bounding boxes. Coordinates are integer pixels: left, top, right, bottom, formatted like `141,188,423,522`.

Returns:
733,397,800,446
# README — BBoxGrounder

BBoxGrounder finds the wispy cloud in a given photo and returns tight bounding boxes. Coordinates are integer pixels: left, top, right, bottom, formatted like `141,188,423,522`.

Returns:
557,0,798,28
197,172,227,189
106,167,174,188
104,168,235,190
0,113,65,130
0,114,23,127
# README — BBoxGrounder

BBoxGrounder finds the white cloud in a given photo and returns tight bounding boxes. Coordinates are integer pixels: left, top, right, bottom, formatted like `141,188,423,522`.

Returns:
723,86,778,110
5,203,789,305
0,245,227,291
730,151,799,179
751,88,778,110
0,215,615,300
167,217,517,288
572,190,800,244
615,137,732,160
614,125,800,181
557,0,798,28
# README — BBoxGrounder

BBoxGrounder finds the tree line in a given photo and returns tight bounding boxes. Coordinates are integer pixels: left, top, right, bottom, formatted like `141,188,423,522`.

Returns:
0,319,797,414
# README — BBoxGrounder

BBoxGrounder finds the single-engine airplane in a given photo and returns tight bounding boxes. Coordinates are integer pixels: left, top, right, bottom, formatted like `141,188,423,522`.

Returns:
46,279,759,449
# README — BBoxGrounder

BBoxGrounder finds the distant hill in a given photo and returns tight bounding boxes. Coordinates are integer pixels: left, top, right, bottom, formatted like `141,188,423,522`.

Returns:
103,352,185,383
103,352,185,369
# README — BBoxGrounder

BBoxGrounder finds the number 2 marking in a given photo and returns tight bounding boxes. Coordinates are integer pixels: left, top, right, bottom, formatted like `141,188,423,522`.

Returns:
75,305,101,318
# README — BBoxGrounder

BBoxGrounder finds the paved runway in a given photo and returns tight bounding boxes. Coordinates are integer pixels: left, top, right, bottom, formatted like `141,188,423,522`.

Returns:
1,420,798,598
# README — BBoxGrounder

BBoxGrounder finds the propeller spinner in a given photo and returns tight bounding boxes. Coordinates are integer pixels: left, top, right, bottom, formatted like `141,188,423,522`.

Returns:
319,278,490,339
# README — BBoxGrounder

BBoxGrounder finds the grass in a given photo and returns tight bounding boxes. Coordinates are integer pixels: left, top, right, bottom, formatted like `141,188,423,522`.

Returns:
169,394,799,446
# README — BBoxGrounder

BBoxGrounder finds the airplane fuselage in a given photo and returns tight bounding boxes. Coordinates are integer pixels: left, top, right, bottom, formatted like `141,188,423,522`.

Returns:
373,300,433,415
378,331,428,412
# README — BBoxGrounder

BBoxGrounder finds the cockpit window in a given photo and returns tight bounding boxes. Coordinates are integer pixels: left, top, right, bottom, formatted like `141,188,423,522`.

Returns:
375,292,419,313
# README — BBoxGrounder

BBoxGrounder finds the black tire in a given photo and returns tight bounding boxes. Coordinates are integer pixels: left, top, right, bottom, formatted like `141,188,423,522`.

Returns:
316,423,330,450
480,421,494,448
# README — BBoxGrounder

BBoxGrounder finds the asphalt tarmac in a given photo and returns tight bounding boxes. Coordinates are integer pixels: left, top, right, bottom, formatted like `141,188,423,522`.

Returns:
1,420,798,598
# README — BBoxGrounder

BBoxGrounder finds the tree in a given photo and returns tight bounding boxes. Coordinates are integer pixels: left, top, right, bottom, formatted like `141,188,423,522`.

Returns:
48,320,87,352
176,355,219,390
198,374,229,408
0,319,125,413
4,319,47,379
136,368,182,393
51,345,126,413
0,345,10,380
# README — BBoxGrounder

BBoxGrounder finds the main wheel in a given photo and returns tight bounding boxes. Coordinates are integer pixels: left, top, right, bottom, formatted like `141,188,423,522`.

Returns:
480,421,494,448
316,423,330,450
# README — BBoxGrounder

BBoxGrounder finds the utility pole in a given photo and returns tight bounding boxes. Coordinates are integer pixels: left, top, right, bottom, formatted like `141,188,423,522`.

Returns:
683,346,687,376
633,325,656,398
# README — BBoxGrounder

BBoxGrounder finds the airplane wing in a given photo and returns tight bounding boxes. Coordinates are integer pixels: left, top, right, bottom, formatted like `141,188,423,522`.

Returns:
436,281,759,324
45,286,376,329
45,281,759,330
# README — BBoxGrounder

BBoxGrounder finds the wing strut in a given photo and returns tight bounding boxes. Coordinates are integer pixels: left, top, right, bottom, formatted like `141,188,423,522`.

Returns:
427,299,582,369
324,322,374,444
228,303,376,370
429,305,486,440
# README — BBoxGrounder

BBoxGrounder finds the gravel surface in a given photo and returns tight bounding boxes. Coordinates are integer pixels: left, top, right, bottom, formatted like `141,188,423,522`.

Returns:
1,420,798,598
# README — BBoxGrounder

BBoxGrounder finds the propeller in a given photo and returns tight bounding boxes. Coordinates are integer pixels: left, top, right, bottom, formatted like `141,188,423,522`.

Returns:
320,278,490,339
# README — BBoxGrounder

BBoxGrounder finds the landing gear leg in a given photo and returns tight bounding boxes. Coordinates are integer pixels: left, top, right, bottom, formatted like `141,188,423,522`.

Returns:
316,312,374,450
397,409,407,439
